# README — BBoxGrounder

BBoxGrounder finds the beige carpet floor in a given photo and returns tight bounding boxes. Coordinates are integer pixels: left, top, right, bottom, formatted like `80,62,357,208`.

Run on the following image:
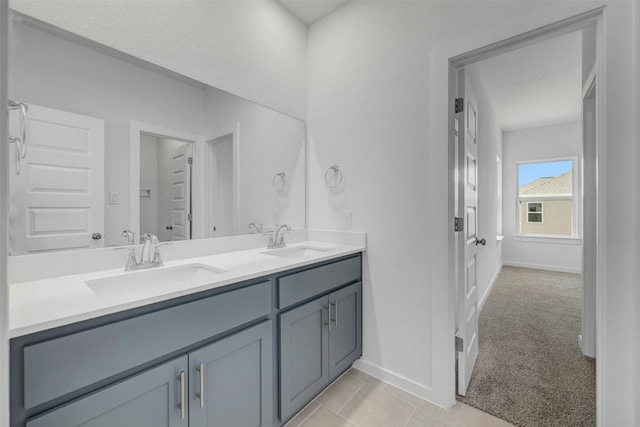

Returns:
458,266,596,427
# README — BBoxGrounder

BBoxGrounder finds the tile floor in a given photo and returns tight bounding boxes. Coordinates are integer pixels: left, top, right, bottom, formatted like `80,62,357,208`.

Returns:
284,368,514,427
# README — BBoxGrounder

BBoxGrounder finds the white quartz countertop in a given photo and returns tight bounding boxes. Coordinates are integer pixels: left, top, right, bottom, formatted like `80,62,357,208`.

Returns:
10,239,365,338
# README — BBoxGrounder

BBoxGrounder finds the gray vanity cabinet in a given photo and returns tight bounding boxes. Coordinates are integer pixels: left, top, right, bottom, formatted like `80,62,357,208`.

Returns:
279,296,330,420
188,321,272,427
279,281,362,421
26,356,189,427
328,282,363,380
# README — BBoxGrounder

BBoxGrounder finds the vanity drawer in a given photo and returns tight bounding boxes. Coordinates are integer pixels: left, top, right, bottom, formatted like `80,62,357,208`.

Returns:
22,280,271,410
278,255,361,309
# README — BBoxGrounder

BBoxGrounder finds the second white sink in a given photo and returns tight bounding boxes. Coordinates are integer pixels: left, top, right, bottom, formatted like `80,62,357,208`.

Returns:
261,246,332,259
86,263,226,297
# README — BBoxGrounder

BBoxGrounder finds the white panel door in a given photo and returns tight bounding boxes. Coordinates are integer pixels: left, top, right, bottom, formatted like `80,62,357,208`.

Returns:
456,69,482,396
170,144,191,240
9,104,105,254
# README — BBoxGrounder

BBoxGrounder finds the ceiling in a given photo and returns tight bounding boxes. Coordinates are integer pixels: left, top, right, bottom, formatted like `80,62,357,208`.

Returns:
468,30,582,132
277,0,351,25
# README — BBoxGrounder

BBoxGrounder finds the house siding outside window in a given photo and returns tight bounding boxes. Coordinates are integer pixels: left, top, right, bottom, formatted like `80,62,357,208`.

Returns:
518,169,573,236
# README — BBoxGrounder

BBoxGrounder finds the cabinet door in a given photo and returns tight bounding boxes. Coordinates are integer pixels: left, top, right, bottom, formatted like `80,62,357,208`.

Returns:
329,282,362,380
279,296,329,421
26,356,188,427
189,321,273,427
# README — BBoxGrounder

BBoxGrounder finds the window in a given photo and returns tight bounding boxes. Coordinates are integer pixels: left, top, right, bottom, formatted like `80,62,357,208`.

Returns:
517,159,575,237
527,202,543,223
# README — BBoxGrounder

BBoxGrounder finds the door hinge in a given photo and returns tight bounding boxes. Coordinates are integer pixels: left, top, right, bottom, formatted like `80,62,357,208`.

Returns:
187,156,193,165
455,98,464,114
187,213,193,221
454,217,464,232
455,336,464,352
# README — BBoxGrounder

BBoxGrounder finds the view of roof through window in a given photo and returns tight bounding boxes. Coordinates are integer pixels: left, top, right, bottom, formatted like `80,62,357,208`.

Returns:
518,160,573,196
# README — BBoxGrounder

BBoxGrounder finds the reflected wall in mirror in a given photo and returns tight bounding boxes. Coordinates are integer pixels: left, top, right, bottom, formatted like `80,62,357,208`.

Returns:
7,11,306,254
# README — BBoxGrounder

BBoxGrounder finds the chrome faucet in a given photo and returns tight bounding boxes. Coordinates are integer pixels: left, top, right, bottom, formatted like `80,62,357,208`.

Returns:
116,233,171,271
268,224,290,249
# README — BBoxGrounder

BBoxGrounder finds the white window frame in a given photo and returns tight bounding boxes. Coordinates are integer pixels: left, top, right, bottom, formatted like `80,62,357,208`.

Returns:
516,157,579,238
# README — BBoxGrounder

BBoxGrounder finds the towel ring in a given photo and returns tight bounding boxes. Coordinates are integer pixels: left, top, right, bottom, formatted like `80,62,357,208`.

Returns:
324,164,343,188
7,98,28,175
273,172,287,192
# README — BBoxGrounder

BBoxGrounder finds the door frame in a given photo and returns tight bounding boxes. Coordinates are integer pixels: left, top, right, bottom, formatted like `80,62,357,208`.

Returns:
129,121,205,241
205,126,239,238
444,7,604,423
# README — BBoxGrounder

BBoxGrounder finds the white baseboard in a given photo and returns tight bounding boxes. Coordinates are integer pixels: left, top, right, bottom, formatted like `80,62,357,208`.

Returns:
352,359,447,408
503,260,581,275
479,264,503,313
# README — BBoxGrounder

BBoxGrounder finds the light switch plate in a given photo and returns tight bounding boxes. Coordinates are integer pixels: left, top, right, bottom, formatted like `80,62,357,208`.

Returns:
342,211,352,229
109,192,119,205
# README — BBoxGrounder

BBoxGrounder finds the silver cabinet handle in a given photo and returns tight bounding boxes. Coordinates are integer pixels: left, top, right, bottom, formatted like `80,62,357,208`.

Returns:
323,305,331,331
177,371,186,419
196,362,205,409
330,300,338,327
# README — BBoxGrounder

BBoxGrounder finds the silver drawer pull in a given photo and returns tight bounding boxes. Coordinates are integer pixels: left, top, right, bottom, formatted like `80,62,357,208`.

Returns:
196,362,205,408
323,305,331,331
330,300,338,327
177,371,186,419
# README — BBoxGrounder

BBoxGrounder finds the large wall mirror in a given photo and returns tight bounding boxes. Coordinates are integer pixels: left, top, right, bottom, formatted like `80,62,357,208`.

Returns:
7,11,306,255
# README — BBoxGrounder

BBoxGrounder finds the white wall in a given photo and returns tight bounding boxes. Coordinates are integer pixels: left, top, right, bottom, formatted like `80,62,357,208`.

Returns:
9,0,307,120
308,1,638,424
467,66,504,309
634,2,640,423
502,122,582,273
307,0,550,403
0,1,9,424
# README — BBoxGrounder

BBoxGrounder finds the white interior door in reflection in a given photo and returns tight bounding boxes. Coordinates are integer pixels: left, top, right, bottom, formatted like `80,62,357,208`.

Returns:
139,135,192,242
9,104,105,254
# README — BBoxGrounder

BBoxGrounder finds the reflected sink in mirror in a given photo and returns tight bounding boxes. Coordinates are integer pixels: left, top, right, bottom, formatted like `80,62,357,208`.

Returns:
261,246,332,259
86,263,226,297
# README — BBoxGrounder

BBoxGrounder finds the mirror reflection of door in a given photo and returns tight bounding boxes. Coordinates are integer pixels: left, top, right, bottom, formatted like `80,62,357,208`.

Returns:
9,104,105,255
139,134,192,242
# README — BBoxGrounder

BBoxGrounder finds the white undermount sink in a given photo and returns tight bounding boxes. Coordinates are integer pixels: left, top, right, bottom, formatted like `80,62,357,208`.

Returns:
261,245,332,259
86,263,226,297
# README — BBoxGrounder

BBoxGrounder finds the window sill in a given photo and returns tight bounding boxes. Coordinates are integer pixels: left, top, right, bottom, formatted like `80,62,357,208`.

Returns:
513,235,582,245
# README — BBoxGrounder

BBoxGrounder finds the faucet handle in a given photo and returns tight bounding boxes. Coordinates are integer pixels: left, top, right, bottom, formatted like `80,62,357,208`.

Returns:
152,242,172,266
114,246,139,271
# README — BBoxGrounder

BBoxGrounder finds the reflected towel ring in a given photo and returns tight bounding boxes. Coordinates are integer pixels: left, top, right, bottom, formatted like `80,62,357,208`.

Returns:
7,98,29,175
273,172,287,192
324,164,343,188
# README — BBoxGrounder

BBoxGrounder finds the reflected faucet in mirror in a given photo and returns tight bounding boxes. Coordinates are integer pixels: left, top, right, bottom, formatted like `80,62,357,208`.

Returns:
122,229,137,245
248,223,263,234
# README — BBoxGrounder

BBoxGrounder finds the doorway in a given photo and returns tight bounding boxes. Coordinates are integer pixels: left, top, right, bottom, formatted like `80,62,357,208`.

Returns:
449,10,602,426
139,134,193,242
129,120,205,243
206,132,236,238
